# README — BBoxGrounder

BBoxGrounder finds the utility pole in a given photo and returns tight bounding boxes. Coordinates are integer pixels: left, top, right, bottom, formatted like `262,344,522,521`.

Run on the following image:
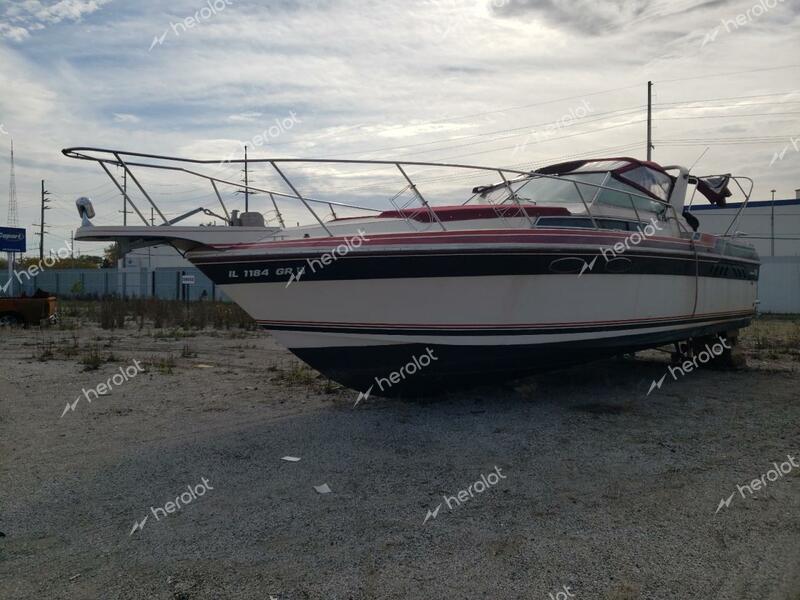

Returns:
71,230,75,259
771,189,776,257
647,81,654,161
120,168,130,226
235,145,258,214
36,179,51,263
244,145,250,212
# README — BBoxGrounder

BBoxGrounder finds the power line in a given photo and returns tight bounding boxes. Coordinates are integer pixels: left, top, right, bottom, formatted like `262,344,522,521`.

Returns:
304,92,800,164
221,85,645,157
653,90,800,106
338,106,646,159
655,111,800,121
654,64,800,84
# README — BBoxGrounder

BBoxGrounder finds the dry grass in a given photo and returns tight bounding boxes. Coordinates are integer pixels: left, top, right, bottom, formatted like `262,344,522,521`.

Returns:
267,359,343,395
59,299,256,332
143,354,176,375
605,582,641,600
739,315,800,361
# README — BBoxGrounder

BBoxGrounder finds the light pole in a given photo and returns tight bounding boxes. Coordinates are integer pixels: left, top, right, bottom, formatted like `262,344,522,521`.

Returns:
770,189,776,257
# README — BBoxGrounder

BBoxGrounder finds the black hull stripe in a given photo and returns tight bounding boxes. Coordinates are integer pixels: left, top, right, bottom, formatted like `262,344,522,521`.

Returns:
290,318,753,395
194,251,759,284
258,313,753,337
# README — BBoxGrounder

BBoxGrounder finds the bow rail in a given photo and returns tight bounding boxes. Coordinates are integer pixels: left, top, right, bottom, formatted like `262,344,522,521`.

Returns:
63,147,700,238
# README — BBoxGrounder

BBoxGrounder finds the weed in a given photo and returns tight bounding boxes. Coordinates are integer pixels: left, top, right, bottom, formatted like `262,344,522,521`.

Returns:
144,354,176,375
34,340,54,362
80,346,104,371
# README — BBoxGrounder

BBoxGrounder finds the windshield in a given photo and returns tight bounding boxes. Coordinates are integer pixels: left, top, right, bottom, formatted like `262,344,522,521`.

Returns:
475,173,605,206
474,172,666,215
594,176,667,214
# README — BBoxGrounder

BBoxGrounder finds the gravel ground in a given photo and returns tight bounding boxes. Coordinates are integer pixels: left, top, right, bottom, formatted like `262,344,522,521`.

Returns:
0,320,798,600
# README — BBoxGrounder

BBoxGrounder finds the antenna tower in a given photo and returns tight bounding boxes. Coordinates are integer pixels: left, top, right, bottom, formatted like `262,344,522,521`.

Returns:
7,139,18,226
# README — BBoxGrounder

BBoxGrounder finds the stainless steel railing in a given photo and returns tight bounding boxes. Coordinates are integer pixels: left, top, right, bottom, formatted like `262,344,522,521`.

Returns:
63,147,722,238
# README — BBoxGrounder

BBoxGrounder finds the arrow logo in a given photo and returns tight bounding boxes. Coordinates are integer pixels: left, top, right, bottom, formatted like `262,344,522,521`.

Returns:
0,277,13,295
148,30,168,52
285,266,306,289
423,503,442,525
647,374,667,396
769,145,790,167
715,492,735,514
700,26,720,47
129,515,148,535
60,396,83,418
353,384,374,408
579,256,598,277
769,145,789,167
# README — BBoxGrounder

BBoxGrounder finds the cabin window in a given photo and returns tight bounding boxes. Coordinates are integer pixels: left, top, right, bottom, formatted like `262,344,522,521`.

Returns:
618,166,673,201
593,178,665,215
536,217,595,229
512,173,606,206
596,219,630,231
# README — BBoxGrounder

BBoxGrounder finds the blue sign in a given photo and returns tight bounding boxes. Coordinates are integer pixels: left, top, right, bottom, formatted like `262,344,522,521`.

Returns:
0,227,26,252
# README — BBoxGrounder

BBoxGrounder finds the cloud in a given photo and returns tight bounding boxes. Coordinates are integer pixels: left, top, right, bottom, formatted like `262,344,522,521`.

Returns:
113,112,140,123
0,23,32,41
36,0,112,24
0,0,111,41
227,112,263,122
492,0,728,35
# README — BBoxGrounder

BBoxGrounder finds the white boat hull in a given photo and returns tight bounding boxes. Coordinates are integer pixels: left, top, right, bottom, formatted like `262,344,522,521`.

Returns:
212,272,756,394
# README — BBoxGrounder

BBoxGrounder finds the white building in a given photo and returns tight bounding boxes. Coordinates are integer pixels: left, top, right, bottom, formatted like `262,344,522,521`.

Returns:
689,195,800,257
690,192,800,313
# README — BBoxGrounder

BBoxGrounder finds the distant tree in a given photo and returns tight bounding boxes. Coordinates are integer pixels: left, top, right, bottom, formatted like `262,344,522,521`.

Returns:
103,244,121,268
5,254,104,271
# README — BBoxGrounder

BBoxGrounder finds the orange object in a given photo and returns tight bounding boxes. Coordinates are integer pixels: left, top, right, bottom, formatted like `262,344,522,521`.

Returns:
0,295,58,326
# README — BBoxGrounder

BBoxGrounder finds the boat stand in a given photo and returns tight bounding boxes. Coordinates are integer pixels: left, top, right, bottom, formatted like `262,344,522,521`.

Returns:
670,331,747,370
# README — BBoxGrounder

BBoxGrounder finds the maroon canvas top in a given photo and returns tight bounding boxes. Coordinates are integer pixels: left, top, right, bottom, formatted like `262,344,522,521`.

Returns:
375,205,571,223
536,157,671,177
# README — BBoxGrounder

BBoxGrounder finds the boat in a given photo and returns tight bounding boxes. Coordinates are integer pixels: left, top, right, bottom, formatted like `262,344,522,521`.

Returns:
65,147,760,395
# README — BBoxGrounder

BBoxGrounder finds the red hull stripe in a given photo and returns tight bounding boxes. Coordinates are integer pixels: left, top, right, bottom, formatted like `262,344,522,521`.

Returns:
207,228,716,252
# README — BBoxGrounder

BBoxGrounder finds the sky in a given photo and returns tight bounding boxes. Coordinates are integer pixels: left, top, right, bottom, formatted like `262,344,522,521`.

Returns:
0,0,799,256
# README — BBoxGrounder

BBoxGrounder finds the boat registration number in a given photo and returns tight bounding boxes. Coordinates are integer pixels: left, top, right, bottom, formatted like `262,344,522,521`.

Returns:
228,267,302,279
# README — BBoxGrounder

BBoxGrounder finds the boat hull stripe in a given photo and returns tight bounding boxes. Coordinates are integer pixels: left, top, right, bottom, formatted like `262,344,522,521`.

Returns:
193,251,759,284
255,310,754,336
